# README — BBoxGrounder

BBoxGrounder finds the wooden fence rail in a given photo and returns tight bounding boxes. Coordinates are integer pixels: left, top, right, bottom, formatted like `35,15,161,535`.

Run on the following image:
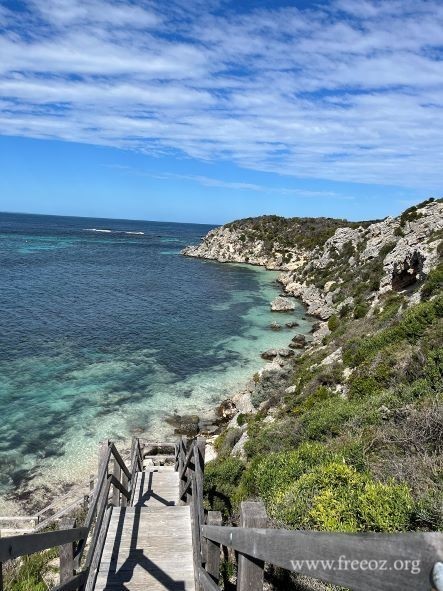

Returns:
174,436,443,591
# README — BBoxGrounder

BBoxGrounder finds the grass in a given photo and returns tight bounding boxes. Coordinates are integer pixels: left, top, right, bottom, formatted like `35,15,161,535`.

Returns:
3,549,58,591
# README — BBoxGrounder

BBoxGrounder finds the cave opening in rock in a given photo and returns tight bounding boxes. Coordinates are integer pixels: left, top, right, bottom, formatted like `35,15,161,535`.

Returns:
391,251,425,291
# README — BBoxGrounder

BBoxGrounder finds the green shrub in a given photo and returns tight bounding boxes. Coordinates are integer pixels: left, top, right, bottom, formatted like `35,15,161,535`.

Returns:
204,457,245,517
421,263,443,300
244,417,302,457
359,481,413,531
269,462,413,532
327,315,340,331
214,428,243,458
348,375,381,399
236,413,247,426
300,396,358,440
4,549,58,591
377,292,405,320
343,296,443,367
353,302,369,319
251,442,334,503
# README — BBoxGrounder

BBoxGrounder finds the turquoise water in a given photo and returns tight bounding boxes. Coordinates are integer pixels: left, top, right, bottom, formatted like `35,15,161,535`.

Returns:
0,212,311,508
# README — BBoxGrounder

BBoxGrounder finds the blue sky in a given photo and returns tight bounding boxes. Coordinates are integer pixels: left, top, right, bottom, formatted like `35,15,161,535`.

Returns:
0,0,442,224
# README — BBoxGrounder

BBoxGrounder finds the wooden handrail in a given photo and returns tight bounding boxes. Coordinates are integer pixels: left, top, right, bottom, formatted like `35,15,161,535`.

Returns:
175,439,443,591
83,476,113,569
109,474,130,500
0,439,137,591
34,496,86,532
179,444,195,480
110,443,131,480
198,566,219,591
201,525,443,591
0,527,88,562
180,477,193,500
52,570,88,591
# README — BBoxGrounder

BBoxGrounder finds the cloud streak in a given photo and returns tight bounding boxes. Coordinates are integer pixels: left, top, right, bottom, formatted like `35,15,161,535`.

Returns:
0,0,442,190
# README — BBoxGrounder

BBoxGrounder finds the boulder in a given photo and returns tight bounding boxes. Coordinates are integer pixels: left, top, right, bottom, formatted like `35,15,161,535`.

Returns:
215,399,237,422
270,322,282,331
270,296,296,312
261,348,279,360
285,320,300,328
165,414,200,437
261,347,295,360
231,432,249,460
289,334,307,349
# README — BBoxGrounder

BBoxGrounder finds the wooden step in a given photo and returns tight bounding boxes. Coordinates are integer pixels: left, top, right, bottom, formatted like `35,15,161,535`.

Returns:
132,470,179,508
94,506,194,591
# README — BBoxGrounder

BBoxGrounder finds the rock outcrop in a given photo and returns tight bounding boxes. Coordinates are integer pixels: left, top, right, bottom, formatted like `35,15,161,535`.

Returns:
182,225,294,269
183,199,442,320
270,296,296,312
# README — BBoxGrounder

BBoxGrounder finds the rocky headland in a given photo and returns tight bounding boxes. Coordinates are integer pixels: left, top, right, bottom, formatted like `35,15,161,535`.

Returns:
180,198,443,547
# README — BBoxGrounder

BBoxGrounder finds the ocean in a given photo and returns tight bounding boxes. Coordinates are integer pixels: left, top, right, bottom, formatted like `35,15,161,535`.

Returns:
0,212,311,510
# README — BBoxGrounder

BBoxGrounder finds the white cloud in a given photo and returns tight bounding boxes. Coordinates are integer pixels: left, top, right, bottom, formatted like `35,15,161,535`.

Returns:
0,0,442,190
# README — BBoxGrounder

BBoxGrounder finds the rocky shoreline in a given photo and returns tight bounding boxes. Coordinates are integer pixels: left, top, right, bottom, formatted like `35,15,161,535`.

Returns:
165,280,318,463
180,198,443,462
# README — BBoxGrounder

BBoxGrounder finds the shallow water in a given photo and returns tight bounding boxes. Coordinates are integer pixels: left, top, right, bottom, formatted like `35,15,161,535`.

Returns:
0,212,311,509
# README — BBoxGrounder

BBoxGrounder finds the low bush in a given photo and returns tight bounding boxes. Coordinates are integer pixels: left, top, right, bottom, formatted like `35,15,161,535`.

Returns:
244,417,303,457
327,314,340,331
269,462,413,532
250,442,334,504
203,457,245,517
343,296,443,367
214,428,243,457
421,263,443,300
4,549,58,591
353,302,369,319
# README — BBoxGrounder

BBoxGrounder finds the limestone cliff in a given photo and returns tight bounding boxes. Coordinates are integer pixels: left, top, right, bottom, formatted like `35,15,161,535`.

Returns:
183,199,443,320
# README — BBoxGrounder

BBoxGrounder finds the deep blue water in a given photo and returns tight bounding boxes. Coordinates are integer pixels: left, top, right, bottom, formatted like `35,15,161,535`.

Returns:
0,212,310,504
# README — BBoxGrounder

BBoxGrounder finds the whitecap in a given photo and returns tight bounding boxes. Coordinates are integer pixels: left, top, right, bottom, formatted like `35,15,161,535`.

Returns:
84,228,112,233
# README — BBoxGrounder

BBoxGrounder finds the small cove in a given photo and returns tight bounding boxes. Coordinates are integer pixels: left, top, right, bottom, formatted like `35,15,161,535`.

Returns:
0,212,312,512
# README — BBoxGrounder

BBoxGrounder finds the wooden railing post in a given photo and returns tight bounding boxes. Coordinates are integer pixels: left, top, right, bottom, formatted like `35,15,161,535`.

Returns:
237,501,267,591
0,529,3,591
194,437,206,559
178,437,188,505
112,459,121,507
98,440,110,472
205,511,222,584
59,518,76,585
121,471,128,508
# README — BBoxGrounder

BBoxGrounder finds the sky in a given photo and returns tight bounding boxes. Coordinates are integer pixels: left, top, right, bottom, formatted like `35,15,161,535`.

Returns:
0,0,442,224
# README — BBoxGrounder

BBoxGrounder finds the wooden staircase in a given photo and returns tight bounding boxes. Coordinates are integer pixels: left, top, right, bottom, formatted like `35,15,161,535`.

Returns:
1,436,442,591
94,465,194,590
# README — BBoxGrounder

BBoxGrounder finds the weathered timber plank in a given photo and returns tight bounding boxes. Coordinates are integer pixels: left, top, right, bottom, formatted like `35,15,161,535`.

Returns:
59,518,76,585
84,505,112,591
52,570,87,591
205,511,222,584
0,527,88,562
132,471,179,507
202,526,443,591
199,566,220,591
94,505,195,591
237,502,266,591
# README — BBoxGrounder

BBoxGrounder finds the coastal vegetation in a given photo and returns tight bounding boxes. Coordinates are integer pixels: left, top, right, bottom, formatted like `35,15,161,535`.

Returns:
199,199,443,587
226,215,374,254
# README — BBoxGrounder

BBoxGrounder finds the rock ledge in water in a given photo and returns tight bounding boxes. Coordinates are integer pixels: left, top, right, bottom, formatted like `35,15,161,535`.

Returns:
270,296,296,312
